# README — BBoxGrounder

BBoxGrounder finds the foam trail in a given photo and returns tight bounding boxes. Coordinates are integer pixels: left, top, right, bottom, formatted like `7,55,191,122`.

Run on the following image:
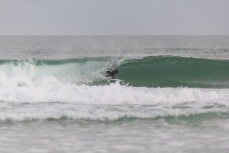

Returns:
0,82,229,121
0,81,228,104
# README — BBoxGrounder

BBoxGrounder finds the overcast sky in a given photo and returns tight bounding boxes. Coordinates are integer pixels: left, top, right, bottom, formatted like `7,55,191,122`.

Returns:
0,0,228,35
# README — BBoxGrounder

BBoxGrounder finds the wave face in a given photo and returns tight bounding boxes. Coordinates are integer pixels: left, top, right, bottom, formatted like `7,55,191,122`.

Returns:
118,56,229,88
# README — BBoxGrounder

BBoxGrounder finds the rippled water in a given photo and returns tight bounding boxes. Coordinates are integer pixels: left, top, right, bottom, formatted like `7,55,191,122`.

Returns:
0,35,229,153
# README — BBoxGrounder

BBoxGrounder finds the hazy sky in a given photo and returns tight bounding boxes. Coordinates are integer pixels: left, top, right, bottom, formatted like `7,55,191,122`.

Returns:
0,0,228,35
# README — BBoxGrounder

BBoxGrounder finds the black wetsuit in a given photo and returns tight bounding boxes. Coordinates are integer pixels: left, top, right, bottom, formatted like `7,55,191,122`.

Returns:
106,68,119,78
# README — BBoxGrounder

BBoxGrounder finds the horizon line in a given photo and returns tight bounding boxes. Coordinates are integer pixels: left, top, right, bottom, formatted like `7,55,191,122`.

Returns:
0,34,229,36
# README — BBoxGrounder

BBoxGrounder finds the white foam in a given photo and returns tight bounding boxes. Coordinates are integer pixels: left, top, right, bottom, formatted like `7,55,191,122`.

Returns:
0,81,221,103
0,78,229,121
0,71,229,104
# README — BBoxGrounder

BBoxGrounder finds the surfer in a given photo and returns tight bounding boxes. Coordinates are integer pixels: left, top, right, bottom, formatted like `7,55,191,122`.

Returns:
105,67,119,79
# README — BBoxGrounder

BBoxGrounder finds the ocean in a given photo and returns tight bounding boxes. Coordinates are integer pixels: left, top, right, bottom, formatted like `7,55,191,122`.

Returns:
0,35,229,153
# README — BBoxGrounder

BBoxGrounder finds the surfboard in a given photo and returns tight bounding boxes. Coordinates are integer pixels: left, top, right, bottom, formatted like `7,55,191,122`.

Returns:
108,78,124,84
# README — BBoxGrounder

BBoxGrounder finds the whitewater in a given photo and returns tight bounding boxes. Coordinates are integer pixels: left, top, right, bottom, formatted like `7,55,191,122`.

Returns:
1,36,229,153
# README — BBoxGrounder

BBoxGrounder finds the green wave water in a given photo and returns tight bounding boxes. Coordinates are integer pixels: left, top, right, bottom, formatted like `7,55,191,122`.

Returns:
1,56,229,88
118,56,229,88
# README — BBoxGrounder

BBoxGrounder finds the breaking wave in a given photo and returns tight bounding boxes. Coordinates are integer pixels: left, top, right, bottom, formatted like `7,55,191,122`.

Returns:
1,56,229,122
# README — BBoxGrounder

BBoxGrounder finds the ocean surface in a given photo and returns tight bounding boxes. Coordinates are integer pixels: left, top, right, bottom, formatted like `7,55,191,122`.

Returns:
0,35,229,153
